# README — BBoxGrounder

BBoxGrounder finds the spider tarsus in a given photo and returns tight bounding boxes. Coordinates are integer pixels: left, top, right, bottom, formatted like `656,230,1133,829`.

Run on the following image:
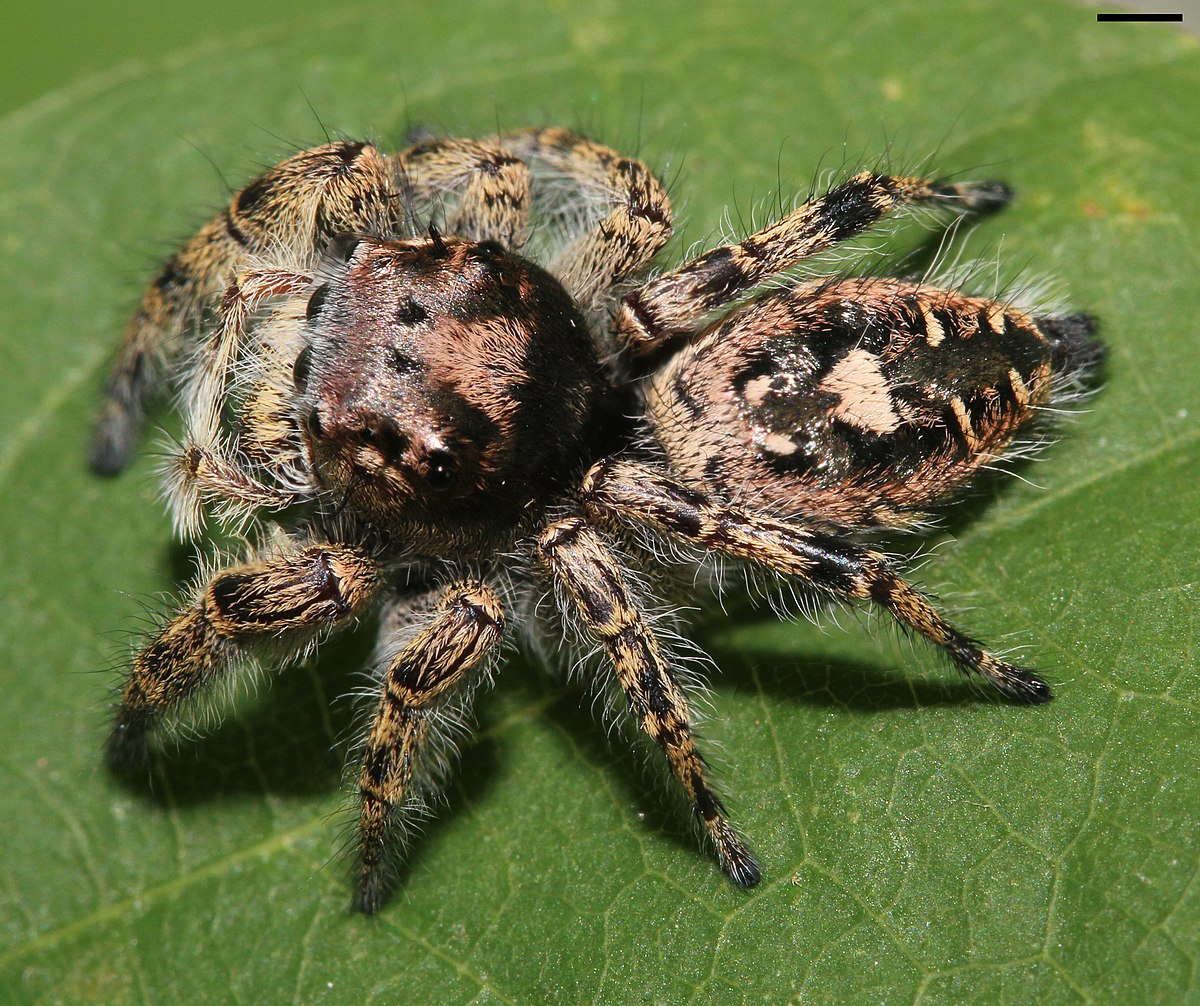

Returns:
88,405,137,476
1041,312,1104,373
353,872,386,916
720,842,763,890
104,708,154,774
950,636,1055,706
936,179,1014,214
992,666,1055,706
705,814,762,888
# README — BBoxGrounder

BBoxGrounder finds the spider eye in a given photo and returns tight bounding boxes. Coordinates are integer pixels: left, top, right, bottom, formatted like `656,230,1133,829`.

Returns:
305,284,330,323
357,419,408,465
424,450,456,490
469,240,505,261
292,344,313,390
394,297,427,326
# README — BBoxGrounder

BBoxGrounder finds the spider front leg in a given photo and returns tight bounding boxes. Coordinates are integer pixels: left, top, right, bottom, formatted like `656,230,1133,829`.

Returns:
583,460,1051,703
355,581,505,914
90,141,400,474
188,267,313,444
391,137,532,249
538,517,762,888
617,170,1011,354
500,127,674,310
107,540,380,769
163,267,314,537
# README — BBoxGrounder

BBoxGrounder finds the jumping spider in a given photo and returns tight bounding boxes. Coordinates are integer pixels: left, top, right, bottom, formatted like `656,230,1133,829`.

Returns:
93,128,1098,912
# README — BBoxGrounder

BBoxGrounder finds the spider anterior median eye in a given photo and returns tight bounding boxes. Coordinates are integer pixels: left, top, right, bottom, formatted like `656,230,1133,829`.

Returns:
292,345,313,390
425,450,456,489
305,284,330,322
395,298,427,325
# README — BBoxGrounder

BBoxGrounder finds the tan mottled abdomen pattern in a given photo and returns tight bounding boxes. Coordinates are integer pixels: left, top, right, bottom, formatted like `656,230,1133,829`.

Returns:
647,277,1057,528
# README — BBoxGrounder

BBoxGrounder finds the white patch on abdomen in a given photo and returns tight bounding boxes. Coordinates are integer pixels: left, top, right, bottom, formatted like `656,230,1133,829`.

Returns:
818,348,901,434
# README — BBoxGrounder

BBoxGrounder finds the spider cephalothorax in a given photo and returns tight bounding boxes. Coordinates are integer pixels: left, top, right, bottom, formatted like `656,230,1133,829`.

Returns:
295,232,605,554
94,128,1097,912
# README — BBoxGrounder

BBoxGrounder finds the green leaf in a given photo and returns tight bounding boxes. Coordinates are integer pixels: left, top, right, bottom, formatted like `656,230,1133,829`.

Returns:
2,3,1197,1003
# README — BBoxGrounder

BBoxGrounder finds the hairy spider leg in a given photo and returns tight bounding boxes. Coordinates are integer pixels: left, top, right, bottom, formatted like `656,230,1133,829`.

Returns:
390,138,533,249
106,540,381,769
499,127,674,310
582,459,1051,703
159,267,315,536
355,581,505,913
538,517,762,888
616,170,1012,354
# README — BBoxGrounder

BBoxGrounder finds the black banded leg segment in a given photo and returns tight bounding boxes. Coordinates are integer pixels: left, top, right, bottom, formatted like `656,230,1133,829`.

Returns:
89,237,231,475
582,460,1051,704
498,127,674,310
106,543,380,768
617,171,1012,354
538,518,761,888
356,581,505,914
391,139,532,249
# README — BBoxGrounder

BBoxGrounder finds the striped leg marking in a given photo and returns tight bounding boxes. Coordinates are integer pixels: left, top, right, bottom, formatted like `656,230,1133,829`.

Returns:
582,459,1051,704
617,172,1011,354
538,517,761,888
500,128,674,310
106,541,381,769
392,138,533,249
355,581,505,914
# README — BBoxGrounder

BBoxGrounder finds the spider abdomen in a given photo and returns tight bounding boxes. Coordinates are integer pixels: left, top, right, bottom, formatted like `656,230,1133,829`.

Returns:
647,277,1098,529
